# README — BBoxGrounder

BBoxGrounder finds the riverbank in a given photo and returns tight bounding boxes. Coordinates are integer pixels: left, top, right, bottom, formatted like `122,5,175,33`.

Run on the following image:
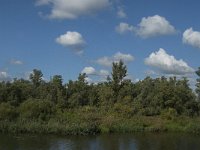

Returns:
1,107,200,135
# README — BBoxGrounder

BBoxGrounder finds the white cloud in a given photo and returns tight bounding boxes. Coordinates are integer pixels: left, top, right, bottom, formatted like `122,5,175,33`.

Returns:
99,69,109,76
183,28,200,48
81,67,110,84
81,67,96,75
117,7,127,18
36,0,50,5
145,48,194,75
56,31,86,54
145,70,158,76
96,52,134,67
36,0,111,19
96,57,113,67
116,15,176,38
114,52,134,62
10,59,23,65
81,66,109,77
0,71,11,82
136,15,176,38
115,22,134,34
0,72,8,78
23,71,32,80
85,77,93,83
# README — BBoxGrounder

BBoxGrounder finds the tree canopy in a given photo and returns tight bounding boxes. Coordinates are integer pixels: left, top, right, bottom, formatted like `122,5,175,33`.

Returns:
0,61,199,122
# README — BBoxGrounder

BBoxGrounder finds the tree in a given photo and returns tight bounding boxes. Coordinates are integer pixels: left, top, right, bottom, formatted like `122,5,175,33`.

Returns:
29,69,43,87
49,75,65,105
51,75,63,89
196,67,200,101
67,73,90,107
111,60,127,101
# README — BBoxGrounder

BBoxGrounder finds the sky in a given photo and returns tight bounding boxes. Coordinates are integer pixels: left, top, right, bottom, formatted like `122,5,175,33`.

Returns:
0,0,200,86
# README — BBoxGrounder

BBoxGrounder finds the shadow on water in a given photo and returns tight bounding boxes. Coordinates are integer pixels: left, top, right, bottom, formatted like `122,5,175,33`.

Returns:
0,133,200,150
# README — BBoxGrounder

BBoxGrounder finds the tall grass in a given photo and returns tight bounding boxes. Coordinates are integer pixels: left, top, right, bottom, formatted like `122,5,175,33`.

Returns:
1,107,200,135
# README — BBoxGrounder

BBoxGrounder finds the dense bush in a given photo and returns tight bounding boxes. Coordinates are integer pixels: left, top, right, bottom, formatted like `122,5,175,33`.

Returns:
0,103,17,121
19,98,55,121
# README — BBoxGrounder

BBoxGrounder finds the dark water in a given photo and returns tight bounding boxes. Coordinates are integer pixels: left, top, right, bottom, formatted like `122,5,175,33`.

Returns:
0,133,200,150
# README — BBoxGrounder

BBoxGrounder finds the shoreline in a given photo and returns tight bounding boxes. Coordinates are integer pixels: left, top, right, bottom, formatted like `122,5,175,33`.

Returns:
1,115,200,135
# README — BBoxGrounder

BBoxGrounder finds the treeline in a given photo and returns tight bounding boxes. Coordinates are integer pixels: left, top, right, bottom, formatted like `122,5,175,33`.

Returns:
0,60,200,120
0,61,200,134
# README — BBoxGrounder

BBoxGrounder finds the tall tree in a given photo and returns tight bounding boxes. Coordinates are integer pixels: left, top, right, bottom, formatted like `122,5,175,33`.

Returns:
111,60,127,101
48,75,65,104
196,67,200,101
51,75,63,89
29,69,43,87
67,73,89,107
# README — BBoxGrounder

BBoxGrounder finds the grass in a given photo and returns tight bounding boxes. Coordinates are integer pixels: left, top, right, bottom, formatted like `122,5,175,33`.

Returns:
1,107,200,135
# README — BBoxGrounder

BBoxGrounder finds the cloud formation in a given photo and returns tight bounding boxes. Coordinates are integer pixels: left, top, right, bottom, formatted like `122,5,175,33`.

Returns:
96,52,134,67
136,15,176,38
56,31,86,54
85,77,93,83
115,22,134,34
81,67,109,77
117,7,127,18
183,28,200,48
0,71,11,82
81,67,96,75
99,69,109,76
145,48,194,75
10,59,23,65
36,0,111,19
116,15,176,38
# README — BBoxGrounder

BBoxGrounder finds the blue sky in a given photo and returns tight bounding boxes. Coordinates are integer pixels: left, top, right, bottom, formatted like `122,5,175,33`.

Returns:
0,0,200,86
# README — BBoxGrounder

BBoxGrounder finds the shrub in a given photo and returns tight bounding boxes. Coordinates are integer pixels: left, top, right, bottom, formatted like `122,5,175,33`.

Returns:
139,107,160,116
19,98,55,121
161,108,178,120
0,103,17,120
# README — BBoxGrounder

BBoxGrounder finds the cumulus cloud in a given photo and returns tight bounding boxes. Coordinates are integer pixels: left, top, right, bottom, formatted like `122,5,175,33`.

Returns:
85,77,93,83
10,59,23,65
136,15,176,38
36,0,111,19
96,52,134,67
81,67,96,75
99,69,109,76
81,67,110,83
0,71,11,82
116,15,176,38
113,52,134,62
96,57,113,67
23,71,32,80
81,67,109,77
117,7,127,18
115,22,135,34
56,31,86,54
145,48,194,75
183,28,200,48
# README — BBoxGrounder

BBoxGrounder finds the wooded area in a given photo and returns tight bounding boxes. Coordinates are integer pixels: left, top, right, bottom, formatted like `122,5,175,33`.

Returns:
0,61,200,134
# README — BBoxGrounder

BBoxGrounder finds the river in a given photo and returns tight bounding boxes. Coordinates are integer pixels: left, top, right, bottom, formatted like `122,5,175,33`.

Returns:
0,133,200,150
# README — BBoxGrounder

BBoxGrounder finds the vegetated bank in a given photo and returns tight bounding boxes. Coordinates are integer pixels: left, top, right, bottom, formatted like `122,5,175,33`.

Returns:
0,61,200,135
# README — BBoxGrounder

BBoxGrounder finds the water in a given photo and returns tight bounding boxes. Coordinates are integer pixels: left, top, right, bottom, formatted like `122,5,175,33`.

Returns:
0,133,200,150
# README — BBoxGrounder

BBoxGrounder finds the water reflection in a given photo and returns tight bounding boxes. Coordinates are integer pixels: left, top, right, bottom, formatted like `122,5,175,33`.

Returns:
0,133,200,150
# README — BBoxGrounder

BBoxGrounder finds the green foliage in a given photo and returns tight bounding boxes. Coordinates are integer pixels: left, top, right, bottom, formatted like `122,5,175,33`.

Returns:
161,108,178,120
0,103,17,120
196,67,200,101
66,74,90,107
111,60,127,101
29,69,43,87
19,99,55,121
0,64,200,135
